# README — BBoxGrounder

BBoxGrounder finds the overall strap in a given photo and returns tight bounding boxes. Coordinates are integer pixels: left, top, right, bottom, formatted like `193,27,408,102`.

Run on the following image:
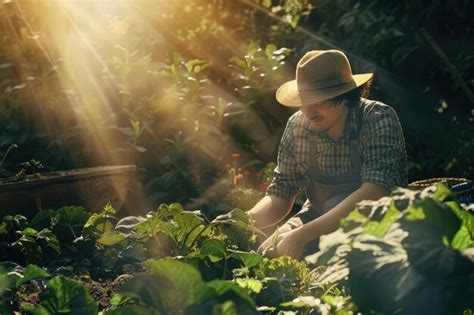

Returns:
350,103,365,140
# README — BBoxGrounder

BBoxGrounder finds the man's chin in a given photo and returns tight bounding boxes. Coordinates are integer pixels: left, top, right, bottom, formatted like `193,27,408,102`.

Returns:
310,122,327,132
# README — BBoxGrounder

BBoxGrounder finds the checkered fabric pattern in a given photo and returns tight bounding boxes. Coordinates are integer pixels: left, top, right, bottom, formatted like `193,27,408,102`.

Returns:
266,98,408,198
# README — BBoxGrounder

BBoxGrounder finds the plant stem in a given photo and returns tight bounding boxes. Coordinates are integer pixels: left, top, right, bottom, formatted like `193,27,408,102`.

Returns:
221,258,228,280
1,143,18,166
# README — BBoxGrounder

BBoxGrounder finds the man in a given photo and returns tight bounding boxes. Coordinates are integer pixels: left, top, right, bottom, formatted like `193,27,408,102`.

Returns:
249,50,408,259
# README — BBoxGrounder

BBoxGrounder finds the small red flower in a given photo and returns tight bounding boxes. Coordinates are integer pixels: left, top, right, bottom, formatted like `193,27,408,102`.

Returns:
231,153,240,159
224,163,232,169
235,174,244,180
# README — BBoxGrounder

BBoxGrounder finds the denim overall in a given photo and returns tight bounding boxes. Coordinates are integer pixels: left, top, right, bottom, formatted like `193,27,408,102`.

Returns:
278,105,364,252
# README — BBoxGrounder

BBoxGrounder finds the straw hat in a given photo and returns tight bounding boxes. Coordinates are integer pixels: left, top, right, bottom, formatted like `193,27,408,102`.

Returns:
276,50,373,107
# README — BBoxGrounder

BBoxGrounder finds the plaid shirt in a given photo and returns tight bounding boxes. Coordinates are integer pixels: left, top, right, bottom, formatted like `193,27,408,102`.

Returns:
266,98,408,198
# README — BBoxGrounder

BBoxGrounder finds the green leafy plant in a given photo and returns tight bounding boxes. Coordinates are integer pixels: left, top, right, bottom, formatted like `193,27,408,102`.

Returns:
0,264,49,313
0,143,18,177
0,207,92,266
260,0,314,29
305,184,474,314
252,256,313,308
11,227,61,266
108,258,258,314
228,42,291,105
21,276,98,314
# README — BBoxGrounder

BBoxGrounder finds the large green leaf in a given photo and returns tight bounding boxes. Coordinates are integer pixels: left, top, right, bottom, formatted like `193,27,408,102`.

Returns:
30,210,57,230
22,276,98,315
115,216,145,234
132,204,206,249
16,264,49,288
142,258,215,311
207,280,258,314
404,198,461,242
83,213,104,229
56,206,89,237
174,211,206,247
363,203,401,238
97,231,127,246
305,184,474,314
116,274,169,310
452,225,473,250
196,239,227,262
305,227,362,266
348,241,472,314
211,209,264,237
228,250,262,269
431,183,453,202
402,229,473,278
348,246,429,314
0,264,16,296
447,201,474,250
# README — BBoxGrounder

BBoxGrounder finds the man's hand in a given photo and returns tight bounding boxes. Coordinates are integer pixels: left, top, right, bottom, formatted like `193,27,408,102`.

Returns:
258,228,308,260
275,229,307,260
257,229,281,257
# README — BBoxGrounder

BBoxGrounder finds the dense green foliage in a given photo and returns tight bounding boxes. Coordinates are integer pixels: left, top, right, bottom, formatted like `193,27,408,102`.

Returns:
1,1,473,314
1,184,473,314
306,184,474,314
0,0,472,213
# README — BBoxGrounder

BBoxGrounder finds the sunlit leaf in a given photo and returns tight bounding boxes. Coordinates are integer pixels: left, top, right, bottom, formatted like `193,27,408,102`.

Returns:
197,239,227,262
228,250,262,269
235,278,263,294
97,231,126,245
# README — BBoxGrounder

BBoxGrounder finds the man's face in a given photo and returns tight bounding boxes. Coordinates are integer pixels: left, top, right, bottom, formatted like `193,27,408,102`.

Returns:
299,100,348,133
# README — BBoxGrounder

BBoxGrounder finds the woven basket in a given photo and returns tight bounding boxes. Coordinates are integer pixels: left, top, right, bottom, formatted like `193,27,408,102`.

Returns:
408,177,469,190
408,177,473,204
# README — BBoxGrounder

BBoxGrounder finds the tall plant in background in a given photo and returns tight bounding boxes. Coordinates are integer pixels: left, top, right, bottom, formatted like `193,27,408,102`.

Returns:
1,0,472,214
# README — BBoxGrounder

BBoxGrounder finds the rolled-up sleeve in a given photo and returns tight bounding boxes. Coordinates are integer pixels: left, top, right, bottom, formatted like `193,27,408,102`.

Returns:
266,116,308,198
360,106,408,190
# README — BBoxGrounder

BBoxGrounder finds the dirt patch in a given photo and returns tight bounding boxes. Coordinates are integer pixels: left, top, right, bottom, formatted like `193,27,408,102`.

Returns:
78,273,133,309
15,263,143,312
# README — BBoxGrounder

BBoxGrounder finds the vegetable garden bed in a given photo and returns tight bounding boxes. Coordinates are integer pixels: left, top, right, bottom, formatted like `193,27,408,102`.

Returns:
0,184,473,314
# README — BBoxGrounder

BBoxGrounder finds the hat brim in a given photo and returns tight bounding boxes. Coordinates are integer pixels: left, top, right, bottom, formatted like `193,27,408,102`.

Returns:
275,73,373,107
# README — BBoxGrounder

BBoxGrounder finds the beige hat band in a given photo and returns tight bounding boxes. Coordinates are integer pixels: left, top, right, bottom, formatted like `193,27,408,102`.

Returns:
297,77,353,91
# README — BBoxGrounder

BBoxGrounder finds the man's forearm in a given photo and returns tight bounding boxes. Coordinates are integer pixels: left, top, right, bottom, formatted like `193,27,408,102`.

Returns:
298,182,388,243
249,195,295,229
